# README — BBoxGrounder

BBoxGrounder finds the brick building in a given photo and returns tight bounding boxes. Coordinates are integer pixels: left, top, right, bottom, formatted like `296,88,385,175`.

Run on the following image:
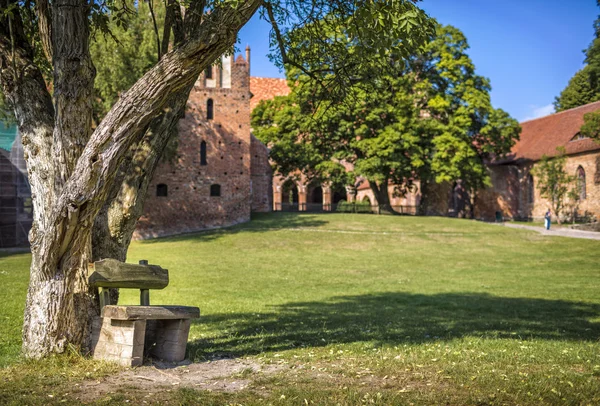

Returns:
2,68,599,247
389,101,600,221
0,51,276,247
135,50,274,238
475,101,600,221
335,102,600,221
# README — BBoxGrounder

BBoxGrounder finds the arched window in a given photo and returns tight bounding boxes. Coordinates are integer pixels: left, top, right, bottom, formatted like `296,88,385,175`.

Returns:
527,174,534,204
156,184,168,197
577,166,586,200
205,66,213,79
207,99,214,120
200,141,207,166
210,184,221,197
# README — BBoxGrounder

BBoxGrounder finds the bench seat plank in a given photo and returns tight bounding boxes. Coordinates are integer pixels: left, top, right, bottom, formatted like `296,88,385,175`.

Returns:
102,305,200,320
88,259,169,289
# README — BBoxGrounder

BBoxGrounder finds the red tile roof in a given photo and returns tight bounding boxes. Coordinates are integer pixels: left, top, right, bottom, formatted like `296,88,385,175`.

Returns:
507,100,600,163
249,77,290,111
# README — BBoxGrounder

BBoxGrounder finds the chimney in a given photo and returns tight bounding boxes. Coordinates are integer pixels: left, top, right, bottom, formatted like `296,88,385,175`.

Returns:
245,45,251,75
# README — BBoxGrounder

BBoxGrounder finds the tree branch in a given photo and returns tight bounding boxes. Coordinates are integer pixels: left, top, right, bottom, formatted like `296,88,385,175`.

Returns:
44,0,261,273
183,0,206,38
51,0,95,191
147,0,162,60
263,1,321,84
161,0,172,56
170,0,185,45
0,0,56,230
35,0,52,62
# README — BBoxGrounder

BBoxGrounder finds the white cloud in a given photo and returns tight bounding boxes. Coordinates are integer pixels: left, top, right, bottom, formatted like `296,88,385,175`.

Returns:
522,104,555,122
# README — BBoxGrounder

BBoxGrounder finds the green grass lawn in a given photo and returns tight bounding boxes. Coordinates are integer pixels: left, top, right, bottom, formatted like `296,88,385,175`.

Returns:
1,213,599,405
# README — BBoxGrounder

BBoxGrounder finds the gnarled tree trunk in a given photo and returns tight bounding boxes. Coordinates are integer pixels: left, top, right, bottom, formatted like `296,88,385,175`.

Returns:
1,0,261,358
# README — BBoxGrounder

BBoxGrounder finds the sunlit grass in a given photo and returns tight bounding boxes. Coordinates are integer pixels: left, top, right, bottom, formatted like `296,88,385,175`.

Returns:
1,213,599,404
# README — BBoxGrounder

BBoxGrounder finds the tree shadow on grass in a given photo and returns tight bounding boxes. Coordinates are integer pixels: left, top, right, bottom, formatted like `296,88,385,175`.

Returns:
189,292,600,358
139,212,329,245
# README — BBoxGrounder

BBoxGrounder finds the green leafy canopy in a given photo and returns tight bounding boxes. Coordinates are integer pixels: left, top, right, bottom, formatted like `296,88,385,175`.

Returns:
253,24,521,210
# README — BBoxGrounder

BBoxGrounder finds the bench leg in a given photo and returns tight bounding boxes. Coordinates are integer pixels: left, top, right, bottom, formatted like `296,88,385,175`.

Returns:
150,319,191,362
92,318,147,367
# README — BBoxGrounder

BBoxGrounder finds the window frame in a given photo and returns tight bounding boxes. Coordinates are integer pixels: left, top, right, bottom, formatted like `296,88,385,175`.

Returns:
210,184,221,197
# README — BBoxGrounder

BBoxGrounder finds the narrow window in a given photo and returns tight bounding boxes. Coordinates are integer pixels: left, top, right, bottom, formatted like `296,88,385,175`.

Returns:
207,99,214,120
527,174,534,204
156,184,168,197
210,184,221,197
577,166,586,200
200,141,207,166
205,66,213,79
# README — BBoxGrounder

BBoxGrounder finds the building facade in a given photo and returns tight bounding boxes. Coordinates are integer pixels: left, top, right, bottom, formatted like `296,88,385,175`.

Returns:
483,101,600,221
415,101,600,221
135,51,273,239
2,72,599,248
0,52,275,247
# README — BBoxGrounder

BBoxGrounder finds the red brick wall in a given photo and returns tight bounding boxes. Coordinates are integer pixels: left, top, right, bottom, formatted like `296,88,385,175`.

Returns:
473,165,520,220
135,56,268,239
472,150,600,222
250,134,272,212
523,151,600,221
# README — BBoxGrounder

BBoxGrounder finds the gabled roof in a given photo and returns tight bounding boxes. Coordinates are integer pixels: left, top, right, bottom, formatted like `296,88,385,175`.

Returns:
249,77,290,111
507,100,600,163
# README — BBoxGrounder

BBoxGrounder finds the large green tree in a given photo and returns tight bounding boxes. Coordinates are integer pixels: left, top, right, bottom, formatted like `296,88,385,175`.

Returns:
556,2,600,144
0,0,433,358
90,2,164,123
555,2,600,111
554,66,599,112
253,25,520,214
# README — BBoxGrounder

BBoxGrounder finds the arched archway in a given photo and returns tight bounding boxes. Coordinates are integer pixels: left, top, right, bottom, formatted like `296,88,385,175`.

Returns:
332,186,347,204
362,195,371,205
306,181,323,212
281,179,299,211
310,186,323,204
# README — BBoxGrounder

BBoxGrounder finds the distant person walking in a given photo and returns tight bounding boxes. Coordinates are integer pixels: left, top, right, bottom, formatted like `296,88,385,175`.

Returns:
544,209,551,230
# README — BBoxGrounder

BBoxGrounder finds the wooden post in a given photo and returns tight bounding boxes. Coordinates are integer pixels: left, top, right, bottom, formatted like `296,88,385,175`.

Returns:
140,289,150,306
139,260,150,305
99,288,110,309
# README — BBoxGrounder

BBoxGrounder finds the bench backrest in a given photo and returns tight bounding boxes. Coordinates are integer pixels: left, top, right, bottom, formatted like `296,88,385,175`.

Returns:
89,259,169,307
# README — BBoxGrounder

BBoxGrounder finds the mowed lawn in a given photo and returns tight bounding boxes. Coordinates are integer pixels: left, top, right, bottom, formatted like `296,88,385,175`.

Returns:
1,213,600,405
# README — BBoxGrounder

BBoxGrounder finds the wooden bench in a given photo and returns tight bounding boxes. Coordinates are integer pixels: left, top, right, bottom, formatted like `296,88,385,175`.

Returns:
89,259,200,367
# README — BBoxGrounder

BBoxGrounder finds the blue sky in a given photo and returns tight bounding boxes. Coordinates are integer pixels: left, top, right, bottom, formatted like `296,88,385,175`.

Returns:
238,0,598,123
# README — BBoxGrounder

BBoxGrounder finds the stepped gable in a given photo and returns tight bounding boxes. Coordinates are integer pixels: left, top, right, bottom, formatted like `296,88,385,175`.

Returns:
509,100,600,162
249,77,290,111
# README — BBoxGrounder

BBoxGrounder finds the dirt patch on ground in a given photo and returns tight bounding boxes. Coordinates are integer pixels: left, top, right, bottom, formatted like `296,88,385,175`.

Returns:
74,358,280,403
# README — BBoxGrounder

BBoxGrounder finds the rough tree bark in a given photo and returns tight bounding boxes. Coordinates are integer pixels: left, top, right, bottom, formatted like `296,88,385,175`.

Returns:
1,0,261,358
91,89,190,265
91,0,191,301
